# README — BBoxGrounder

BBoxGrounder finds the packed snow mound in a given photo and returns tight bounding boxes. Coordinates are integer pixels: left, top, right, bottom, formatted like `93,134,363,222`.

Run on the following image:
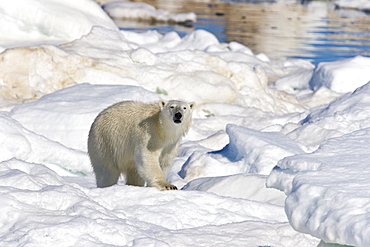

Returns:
119,29,219,52
102,1,197,23
309,56,370,93
0,27,138,104
270,128,370,246
0,158,319,246
0,0,117,48
0,26,305,114
287,81,370,149
266,82,370,246
180,124,306,181
10,84,160,151
0,45,94,101
0,113,90,174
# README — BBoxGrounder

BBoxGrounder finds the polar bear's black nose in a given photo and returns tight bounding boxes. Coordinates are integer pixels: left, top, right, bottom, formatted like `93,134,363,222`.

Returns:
174,112,182,124
175,112,182,120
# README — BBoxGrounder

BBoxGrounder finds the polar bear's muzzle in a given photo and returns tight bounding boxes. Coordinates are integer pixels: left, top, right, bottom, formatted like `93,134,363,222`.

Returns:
173,112,183,124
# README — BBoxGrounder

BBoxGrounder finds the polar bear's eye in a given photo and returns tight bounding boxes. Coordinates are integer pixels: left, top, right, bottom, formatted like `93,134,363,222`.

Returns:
170,106,175,109
183,107,187,110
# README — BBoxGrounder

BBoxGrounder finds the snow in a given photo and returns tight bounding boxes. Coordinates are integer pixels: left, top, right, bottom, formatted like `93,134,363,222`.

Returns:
179,124,307,182
0,0,117,49
9,84,160,151
1,0,370,246
0,160,315,246
269,127,370,246
102,1,197,24
335,0,370,11
0,113,90,175
309,56,370,93
287,82,370,150
267,82,370,246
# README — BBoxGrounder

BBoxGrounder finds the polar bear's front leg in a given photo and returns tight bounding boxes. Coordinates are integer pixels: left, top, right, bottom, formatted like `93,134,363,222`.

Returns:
152,180,178,191
136,149,177,191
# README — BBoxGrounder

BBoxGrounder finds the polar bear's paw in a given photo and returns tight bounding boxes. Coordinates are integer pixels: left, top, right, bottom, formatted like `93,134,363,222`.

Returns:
154,181,178,191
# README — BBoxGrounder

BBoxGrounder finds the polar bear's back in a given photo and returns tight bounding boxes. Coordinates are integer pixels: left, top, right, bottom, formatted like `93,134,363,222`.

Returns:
88,101,160,166
96,101,160,126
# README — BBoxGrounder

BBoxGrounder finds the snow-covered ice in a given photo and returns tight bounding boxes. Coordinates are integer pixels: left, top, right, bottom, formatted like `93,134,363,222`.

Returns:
9,83,160,151
102,1,197,24
0,158,316,246
268,82,370,246
309,56,370,93
335,0,370,12
0,0,117,49
282,128,370,246
1,0,370,246
0,113,90,175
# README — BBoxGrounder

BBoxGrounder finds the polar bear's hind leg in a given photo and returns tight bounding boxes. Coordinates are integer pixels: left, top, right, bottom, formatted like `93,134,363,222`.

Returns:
93,162,120,188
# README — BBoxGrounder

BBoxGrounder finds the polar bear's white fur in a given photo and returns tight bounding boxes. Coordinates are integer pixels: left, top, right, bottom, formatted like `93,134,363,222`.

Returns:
88,100,195,190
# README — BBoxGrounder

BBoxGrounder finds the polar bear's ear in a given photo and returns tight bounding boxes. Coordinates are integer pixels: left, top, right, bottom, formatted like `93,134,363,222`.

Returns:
159,100,167,109
189,102,195,110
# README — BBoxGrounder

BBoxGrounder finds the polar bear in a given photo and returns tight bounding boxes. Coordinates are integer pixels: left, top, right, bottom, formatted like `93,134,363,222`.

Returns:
88,100,195,190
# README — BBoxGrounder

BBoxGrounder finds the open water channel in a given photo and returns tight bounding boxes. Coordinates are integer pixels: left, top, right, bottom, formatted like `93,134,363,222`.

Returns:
111,0,370,65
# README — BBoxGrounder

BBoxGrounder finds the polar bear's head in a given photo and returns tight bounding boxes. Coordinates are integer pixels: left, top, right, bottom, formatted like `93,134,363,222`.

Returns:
159,100,195,126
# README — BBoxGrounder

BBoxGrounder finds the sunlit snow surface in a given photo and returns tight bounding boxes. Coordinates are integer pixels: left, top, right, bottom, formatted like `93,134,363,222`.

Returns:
0,0,117,49
335,0,370,11
0,0,370,246
102,1,197,23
